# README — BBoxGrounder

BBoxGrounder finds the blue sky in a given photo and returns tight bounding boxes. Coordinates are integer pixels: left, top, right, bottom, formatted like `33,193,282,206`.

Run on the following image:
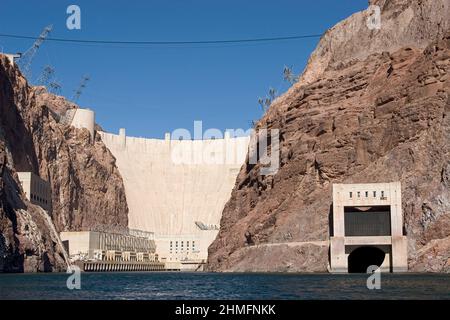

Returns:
0,0,368,138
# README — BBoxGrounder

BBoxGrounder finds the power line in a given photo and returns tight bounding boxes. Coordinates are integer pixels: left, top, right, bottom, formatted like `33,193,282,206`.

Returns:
0,32,323,46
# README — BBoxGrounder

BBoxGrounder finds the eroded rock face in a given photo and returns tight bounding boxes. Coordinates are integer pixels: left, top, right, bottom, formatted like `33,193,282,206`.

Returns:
299,0,449,86
207,1,450,272
0,110,67,272
0,55,128,272
409,236,450,272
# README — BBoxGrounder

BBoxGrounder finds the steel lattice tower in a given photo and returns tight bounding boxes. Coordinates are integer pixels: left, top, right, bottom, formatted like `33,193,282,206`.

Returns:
18,25,53,78
37,65,62,95
73,75,90,102
48,82,62,95
37,65,55,86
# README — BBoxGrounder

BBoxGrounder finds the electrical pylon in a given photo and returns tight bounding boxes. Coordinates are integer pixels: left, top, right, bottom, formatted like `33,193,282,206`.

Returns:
17,25,53,78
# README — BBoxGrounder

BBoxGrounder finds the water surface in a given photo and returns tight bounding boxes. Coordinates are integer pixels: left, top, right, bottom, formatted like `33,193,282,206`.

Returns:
0,272,448,300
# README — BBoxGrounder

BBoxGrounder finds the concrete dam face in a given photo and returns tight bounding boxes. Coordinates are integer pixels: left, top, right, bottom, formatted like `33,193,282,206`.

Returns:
99,130,249,266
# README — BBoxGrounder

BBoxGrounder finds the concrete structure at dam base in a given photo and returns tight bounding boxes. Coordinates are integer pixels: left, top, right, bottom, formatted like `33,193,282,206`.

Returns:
156,230,219,271
330,182,408,273
60,230,165,272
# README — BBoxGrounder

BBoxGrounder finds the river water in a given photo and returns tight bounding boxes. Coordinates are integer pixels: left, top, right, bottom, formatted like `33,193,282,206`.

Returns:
0,272,448,300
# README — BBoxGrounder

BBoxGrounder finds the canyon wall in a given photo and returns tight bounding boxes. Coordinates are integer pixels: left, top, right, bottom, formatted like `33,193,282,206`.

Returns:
0,55,128,272
207,0,450,272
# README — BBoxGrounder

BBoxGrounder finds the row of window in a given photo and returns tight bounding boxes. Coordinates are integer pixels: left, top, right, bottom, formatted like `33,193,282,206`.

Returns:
100,236,153,252
169,241,196,254
170,241,195,248
30,193,49,205
349,190,385,199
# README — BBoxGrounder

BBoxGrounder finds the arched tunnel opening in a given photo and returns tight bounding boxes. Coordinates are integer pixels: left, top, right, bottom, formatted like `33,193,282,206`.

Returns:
348,246,385,273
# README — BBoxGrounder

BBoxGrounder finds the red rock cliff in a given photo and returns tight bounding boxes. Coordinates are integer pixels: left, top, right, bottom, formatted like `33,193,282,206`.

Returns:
207,0,450,272
0,55,128,272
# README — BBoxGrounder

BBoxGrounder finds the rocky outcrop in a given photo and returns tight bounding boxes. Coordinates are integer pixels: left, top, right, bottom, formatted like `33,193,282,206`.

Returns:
207,0,450,272
0,55,128,272
29,94,129,232
298,0,449,86
0,157,68,272
409,236,450,272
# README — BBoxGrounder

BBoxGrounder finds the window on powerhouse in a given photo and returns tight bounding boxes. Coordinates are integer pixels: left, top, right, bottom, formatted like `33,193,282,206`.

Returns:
349,190,384,198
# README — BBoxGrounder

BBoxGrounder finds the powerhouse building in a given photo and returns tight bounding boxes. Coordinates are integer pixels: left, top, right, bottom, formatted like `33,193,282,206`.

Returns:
60,230,164,271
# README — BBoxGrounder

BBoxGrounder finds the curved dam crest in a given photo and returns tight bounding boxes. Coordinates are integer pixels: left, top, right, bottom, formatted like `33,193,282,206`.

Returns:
99,130,249,265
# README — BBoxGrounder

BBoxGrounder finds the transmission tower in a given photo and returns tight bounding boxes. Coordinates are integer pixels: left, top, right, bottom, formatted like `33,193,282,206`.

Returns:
17,25,53,78
37,65,62,95
37,65,55,86
48,82,62,95
73,75,90,102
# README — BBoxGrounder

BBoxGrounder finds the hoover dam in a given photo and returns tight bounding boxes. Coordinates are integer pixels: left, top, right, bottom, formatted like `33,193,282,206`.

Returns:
1,0,449,277
98,128,250,268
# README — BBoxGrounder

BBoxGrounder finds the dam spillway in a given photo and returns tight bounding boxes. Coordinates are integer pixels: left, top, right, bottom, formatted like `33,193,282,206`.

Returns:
99,129,249,267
